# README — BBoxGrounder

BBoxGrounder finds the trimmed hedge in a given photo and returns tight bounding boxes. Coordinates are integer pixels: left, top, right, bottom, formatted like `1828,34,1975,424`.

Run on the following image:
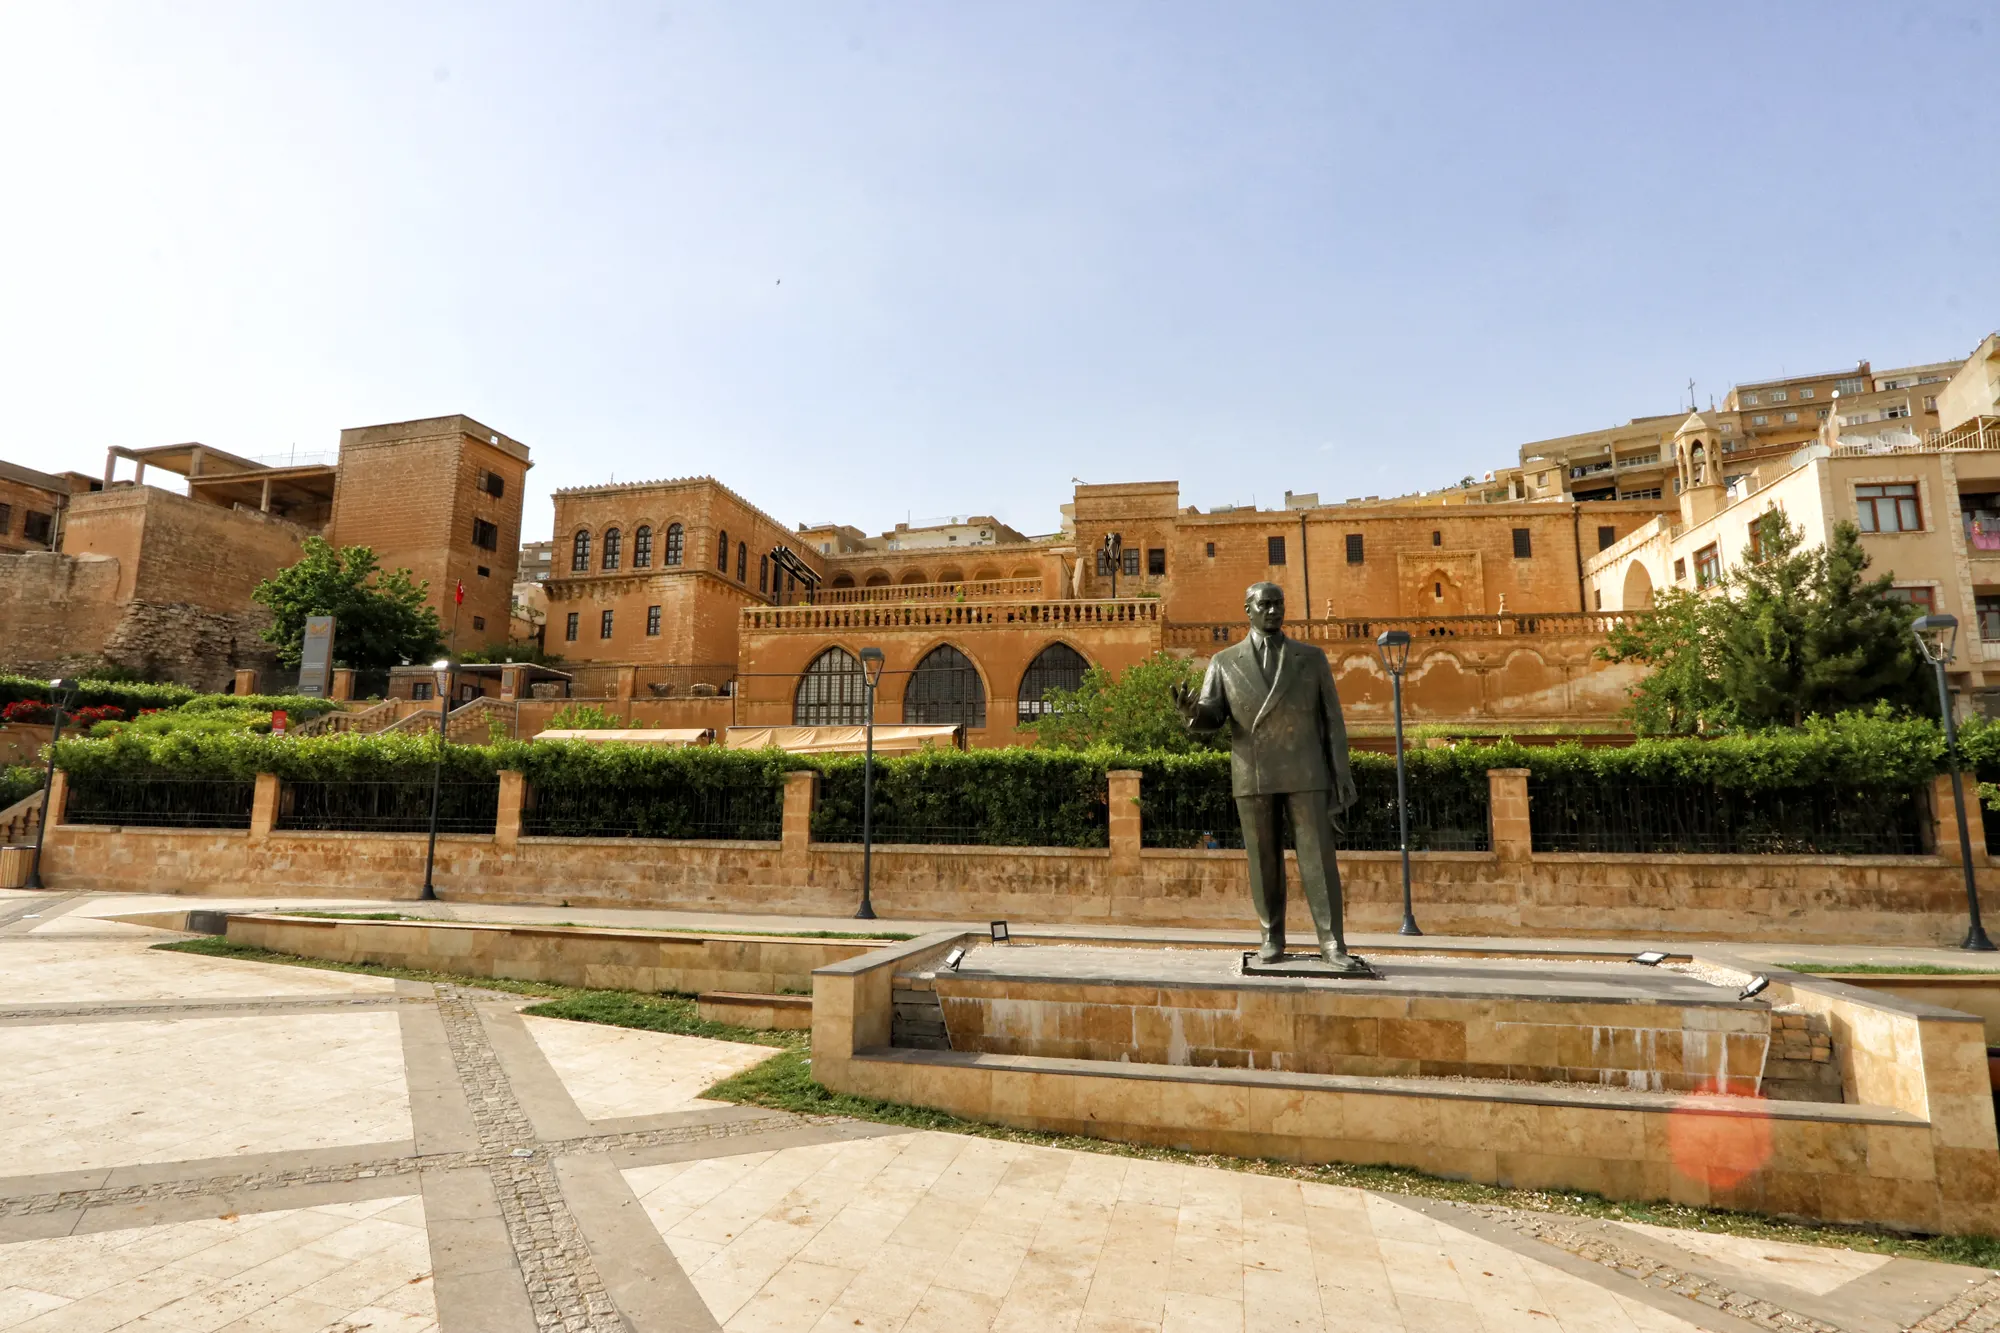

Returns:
809,749,1111,848
0,675,197,714
508,741,789,839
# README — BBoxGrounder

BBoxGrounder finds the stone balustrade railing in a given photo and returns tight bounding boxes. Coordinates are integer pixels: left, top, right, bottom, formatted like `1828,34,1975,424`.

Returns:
815,577,1044,605
743,598,1164,633
1162,611,1645,650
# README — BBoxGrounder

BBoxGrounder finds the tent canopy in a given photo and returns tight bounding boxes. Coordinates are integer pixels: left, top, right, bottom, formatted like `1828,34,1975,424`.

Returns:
722,724,963,755
532,728,713,746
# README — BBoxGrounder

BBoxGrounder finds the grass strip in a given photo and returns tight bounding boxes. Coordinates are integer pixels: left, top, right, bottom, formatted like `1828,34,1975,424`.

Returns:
268,910,914,940
1779,962,2000,976
152,936,2000,1269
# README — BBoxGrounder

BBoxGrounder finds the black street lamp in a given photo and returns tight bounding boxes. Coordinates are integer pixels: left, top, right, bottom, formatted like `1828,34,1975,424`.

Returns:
1101,533,1123,599
25,678,78,891
1374,630,1421,936
1911,614,1996,951
420,657,451,902
856,647,886,920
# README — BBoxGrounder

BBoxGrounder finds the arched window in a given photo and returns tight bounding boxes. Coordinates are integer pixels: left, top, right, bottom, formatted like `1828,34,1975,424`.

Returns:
1017,643,1089,724
794,647,869,725
758,553,769,593
905,645,986,728
633,526,652,568
864,573,891,588
717,529,729,571
737,542,747,581
664,523,684,566
830,574,856,589
602,527,621,570
570,530,591,572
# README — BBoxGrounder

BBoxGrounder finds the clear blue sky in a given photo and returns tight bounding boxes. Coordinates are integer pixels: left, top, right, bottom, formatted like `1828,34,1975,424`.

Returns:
3,3,1995,542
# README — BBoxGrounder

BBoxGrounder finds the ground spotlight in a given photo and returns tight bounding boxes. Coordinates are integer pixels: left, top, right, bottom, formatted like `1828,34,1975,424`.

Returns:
990,921,1010,944
1739,974,1770,1001
1631,951,1668,967
943,947,966,972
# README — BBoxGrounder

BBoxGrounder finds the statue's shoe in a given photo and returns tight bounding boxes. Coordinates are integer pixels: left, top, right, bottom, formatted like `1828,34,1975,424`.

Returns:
1257,938,1285,963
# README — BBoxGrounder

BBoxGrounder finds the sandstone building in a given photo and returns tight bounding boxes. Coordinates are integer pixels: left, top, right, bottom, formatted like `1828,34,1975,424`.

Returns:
0,415,529,688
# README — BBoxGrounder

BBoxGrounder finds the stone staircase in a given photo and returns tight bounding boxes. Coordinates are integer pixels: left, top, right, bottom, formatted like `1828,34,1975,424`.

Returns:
385,695,517,743
292,699,399,737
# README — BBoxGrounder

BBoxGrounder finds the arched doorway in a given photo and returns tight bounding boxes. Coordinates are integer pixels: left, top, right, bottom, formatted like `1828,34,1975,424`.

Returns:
1621,562,1655,611
1017,643,1089,725
794,648,869,725
904,645,986,727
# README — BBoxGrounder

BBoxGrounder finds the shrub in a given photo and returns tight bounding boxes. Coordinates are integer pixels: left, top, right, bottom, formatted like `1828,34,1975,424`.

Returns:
543,703,625,731
0,675,197,715
1,765,43,808
2,701,124,727
806,748,1112,847
505,740,788,839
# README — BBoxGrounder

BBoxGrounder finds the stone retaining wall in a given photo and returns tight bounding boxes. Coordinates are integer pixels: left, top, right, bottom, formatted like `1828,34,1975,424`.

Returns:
35,769,2000,946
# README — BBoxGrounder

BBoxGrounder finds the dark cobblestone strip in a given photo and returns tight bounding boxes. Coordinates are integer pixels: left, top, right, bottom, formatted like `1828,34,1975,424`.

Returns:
1467,1204,1846,1332
1906,1277,2000,1332
0,1111,818,1220
431,984,629,1332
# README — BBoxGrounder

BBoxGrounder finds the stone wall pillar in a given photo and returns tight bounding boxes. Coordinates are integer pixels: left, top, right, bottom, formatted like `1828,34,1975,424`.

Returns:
249,773,279,842
615,665,638,702
45,769,68,827
1931,773,1987,864
232,668,258,696
782,770,817,875
1108,769,1142,873
330,669,355,701
495,771,525,849
1487,768,1532,860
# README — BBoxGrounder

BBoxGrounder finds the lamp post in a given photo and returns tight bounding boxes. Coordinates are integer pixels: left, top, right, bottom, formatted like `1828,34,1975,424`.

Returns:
1374,630,1421,936
1101,532,1123,599
1911,614,1996,951
420,657,450,902
24,678,78,891
856,647,886,920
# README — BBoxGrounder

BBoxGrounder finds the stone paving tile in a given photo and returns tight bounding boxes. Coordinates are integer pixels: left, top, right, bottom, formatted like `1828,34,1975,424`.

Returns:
520,1013,776,1121
0,1012,412,1175
0,938,396,1004
0,1197,436,1332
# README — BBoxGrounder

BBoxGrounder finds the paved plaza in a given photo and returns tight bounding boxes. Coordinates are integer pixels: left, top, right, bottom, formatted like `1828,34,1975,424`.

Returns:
3,887,1998,1332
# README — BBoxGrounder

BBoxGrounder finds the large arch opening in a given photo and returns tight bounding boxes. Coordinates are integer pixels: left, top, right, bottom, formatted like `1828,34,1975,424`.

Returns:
829,574,856,589
794,648,869,725
904,645,986,728
864,572,891,588
1017,643,1089,725
899,570,928,586
1621,562,1655,611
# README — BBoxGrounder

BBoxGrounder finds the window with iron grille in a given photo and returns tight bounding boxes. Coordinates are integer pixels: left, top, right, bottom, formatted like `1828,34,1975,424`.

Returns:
1147,548,1165,576
565,612,579,641
759,553,769,592
571,530,591,572
600,609,614,638
471,616,485,631
1204,542,1215,558
794,647,869,725
1267,535,1286,565
1017,643,1088,724
717,529,729,570
1855,483,1921,533
412,682,433,701
0,503,10,534
904,644,986,727
602,528,621,570
1597,525,1616,551
1121,548,1139,577
646,605,661,636
664,523,684,565
1096,548,1113,576
1511,528,1532,559
737,542,747,580
1431,530,1441,546
482,471,505,498
633,526,652,567
1345,534,1364,564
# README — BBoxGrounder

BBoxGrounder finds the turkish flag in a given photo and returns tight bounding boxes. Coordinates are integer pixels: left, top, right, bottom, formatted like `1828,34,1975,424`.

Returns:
454,581,464,604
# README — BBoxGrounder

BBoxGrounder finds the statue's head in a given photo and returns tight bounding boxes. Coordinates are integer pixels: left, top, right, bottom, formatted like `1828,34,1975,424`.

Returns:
1245,582,1285,633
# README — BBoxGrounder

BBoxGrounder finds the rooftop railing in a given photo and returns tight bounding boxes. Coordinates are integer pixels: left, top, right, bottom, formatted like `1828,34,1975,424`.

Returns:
1162,611,1644,650
744,598,1163,633
815,577,1043,605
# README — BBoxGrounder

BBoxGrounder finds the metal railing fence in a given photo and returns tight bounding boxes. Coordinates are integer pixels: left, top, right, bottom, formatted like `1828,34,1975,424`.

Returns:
1528,779,1928,855
1140,763,1491,853
276,781,500,835
63,777,256,829
522,777,783,840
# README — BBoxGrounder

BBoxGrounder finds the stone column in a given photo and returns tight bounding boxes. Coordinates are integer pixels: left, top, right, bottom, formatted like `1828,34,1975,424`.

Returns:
1108,769,1142,871
45,769,68,827
781,770,817,876
249,773,279,842
232,668,258,696
330,669,355,701
1931,773,1988,864
615,665,638,702
1486,769,1532,860
496,771,525,850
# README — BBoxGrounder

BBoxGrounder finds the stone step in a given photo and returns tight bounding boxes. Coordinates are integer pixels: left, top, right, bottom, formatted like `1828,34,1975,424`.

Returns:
695,990,812,1031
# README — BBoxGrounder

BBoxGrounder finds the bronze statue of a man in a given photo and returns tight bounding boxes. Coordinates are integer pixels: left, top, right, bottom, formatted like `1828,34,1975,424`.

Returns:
1172,581,1363,969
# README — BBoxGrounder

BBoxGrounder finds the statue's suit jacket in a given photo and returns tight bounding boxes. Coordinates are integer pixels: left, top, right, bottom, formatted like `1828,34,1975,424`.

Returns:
1190,634,1358,804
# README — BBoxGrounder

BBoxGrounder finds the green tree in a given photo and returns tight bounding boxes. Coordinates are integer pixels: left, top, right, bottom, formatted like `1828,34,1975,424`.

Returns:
1028,651,1220,752
252,538,446,671
1601,515,1930,732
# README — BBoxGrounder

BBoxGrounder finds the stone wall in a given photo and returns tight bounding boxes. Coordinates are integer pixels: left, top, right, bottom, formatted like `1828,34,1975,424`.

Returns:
35,770,2000,947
